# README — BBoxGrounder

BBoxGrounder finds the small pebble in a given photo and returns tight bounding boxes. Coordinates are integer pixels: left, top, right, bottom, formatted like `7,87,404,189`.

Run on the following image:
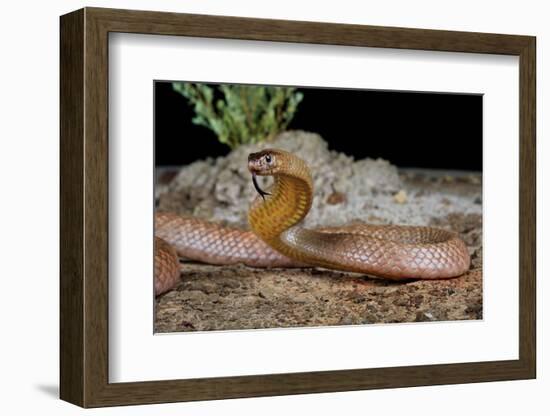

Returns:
469,175,481,185
393,190,408,204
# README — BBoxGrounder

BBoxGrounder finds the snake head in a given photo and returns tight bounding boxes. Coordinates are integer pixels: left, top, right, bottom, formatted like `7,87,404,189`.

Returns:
247,149,281,176
248,149,282,200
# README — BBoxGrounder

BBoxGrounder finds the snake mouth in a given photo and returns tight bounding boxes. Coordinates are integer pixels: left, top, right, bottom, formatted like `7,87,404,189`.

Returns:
251,173,271,201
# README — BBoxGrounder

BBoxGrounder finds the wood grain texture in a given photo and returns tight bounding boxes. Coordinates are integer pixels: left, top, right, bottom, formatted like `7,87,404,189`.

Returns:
518,38,536,376
59,7,536,408
59,8,84,406
83,9,110,406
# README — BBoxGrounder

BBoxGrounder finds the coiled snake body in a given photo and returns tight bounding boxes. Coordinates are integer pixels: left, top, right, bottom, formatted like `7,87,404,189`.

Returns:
154,149,470,295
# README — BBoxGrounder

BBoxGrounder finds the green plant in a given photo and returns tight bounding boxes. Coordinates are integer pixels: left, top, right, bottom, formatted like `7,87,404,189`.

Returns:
172,82,303,149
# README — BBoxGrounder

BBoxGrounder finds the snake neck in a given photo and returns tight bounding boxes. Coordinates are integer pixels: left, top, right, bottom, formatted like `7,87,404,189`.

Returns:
248,169,313,255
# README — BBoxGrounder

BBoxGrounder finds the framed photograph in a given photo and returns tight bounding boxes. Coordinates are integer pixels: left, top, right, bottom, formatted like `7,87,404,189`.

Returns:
60,7,536,408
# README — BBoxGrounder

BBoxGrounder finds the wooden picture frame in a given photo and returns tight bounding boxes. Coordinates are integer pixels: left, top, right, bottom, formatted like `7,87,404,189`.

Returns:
60,7,536,408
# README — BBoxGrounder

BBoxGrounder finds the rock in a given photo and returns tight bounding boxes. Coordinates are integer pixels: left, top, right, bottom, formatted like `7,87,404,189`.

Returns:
326,192,347,205
158,130,402,228
468,175,481,185
393,190,408,204
158,131,482,229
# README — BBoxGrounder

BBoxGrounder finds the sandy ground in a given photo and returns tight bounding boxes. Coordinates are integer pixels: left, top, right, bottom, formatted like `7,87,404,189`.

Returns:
155,167,482,333
155,265,482,332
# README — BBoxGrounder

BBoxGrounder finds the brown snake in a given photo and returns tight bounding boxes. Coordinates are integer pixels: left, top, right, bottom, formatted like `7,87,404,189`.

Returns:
154,149,470,295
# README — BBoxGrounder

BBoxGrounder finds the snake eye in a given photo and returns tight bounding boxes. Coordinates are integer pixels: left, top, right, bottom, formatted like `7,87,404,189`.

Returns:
265,154,272,164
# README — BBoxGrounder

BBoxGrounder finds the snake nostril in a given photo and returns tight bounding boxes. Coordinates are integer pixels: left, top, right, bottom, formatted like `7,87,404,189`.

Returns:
248,153,259,172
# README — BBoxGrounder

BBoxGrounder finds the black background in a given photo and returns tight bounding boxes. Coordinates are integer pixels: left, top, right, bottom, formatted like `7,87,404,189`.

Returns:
155,81,482,171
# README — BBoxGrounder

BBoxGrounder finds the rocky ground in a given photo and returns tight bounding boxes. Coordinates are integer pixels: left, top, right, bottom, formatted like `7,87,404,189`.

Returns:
155,131,482,333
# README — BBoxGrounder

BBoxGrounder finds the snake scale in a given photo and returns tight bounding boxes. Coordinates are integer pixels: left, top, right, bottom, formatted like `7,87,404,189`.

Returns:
154,149,470,295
